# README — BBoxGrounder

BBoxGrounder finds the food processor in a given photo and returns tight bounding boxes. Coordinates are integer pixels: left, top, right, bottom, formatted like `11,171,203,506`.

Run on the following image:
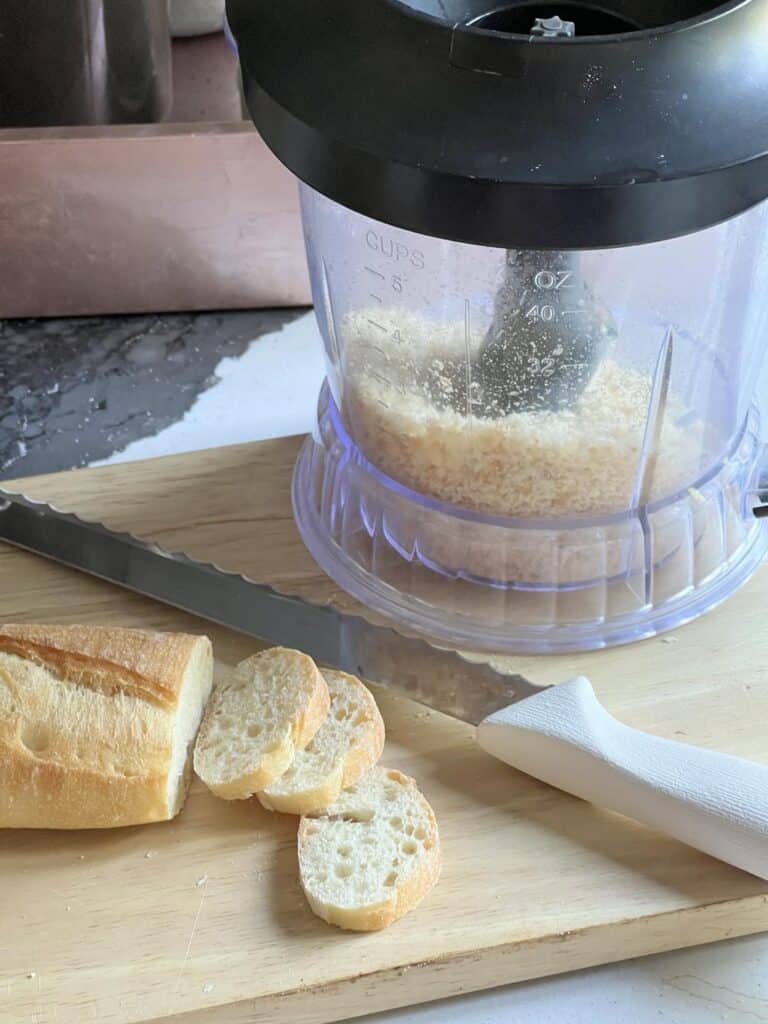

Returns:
229,0,768,652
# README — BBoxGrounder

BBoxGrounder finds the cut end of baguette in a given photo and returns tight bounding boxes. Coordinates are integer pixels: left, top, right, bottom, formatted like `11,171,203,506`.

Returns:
0,627,213,830
258,669,385,816
193,647,329,800
298,767,441,932
166,636,215,817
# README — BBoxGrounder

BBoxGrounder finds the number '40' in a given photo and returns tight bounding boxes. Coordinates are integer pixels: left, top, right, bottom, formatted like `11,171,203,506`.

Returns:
525,304,555,322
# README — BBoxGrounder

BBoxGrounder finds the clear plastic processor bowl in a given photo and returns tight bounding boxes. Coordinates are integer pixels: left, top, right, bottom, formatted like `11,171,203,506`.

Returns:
291,187,768,652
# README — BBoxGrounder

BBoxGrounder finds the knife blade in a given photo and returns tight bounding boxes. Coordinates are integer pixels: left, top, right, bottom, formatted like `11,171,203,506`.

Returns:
1,487,767,880
0,490,536,725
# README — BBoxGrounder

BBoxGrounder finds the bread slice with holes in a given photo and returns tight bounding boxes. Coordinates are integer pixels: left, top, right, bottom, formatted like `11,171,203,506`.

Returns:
0,623,213,829
193,647,329,800
258,669,385,815
298,766,441,931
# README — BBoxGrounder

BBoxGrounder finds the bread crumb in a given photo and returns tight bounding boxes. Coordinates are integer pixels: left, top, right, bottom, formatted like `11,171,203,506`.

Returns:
196,875,208,887
144,850,157,859
338,308,717,585
203,984,214,994
77,855,85,861
27,972,36,979
344,308,704,519
661,636,678,644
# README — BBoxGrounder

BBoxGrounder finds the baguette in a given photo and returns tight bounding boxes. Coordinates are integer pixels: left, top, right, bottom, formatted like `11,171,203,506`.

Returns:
0,624,213,829
193,648,329,799
259,669,384,815
298,767,441,931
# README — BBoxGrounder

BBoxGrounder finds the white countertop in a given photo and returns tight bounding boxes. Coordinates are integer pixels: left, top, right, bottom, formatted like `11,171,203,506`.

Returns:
100,311,768,1024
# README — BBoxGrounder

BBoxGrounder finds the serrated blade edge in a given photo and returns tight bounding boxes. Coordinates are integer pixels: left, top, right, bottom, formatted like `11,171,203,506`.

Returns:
0,489,542,724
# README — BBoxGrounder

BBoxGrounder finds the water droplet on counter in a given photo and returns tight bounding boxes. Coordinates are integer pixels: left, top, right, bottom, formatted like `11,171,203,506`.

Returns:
127,337,167,366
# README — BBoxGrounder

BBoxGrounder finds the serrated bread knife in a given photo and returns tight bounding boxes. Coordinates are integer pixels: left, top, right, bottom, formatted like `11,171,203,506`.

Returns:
0,489,766,879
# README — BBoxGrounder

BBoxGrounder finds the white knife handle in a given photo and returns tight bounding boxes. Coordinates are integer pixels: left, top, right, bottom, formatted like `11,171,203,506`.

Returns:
477,677,768,880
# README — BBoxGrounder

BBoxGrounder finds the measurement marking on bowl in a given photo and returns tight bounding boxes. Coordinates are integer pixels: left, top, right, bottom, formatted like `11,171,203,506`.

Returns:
464,299,474,417
370,294,384,303
364,266,386,280
366,318,388,333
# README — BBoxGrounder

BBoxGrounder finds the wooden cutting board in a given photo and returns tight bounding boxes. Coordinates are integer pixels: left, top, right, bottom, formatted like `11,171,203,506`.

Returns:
2,437,767,1024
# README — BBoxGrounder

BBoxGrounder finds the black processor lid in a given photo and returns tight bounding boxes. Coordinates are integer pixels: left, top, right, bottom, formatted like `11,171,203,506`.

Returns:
228,0,768,249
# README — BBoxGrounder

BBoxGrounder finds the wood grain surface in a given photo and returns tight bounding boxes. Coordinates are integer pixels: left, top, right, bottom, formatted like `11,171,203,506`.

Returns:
1,437,767,1024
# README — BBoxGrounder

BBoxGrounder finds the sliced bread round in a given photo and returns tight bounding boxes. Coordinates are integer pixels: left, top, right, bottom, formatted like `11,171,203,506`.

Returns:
193,648,329,800
298,766,441,931
258,670,385,815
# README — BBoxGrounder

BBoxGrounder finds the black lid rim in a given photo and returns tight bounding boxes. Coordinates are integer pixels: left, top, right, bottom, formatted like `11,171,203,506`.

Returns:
259,92,768,248
230,0,768,248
